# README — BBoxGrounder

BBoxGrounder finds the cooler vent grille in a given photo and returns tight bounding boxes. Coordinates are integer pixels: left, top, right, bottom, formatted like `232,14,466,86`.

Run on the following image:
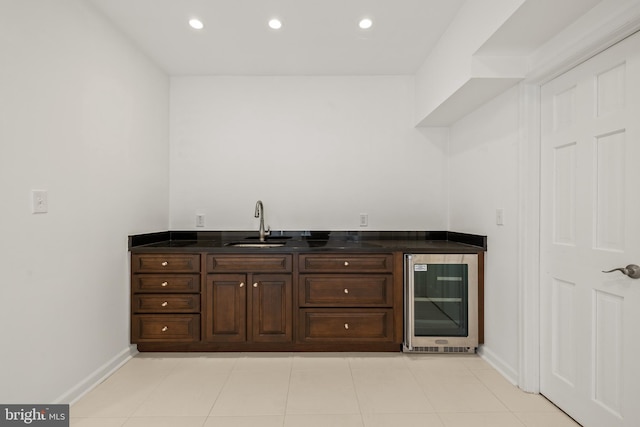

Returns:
403,346,475,354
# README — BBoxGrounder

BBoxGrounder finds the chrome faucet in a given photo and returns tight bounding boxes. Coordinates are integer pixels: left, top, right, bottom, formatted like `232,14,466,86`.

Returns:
254,200,270,241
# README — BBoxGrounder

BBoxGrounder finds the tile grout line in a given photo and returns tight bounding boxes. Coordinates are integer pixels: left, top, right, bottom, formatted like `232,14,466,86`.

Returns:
202,354,242,424
346,355,367,427
281,354,294,427
466,363,532,426
402,353,445,424
122,356,182,423
71,353,582,426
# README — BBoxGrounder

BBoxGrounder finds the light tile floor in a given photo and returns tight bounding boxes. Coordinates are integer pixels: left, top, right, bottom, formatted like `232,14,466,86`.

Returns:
71,353,581,427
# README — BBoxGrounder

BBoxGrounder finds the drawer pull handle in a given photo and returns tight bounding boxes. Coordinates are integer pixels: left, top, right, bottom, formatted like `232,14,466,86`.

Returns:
253,282,258,288
161,261,168,266
344,288,349,294
161,281,168,287
239,282,245,288
344,323,349,330
161,301,168,307
344,261,349,266
161,326,168,332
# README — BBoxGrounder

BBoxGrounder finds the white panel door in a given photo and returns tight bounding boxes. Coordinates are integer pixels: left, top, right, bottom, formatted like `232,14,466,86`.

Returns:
540,32,640,427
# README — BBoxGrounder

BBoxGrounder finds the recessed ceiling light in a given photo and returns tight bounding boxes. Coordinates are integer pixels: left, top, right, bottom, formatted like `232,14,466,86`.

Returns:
268,18,282,30
189,18,204,30
359,18,373,30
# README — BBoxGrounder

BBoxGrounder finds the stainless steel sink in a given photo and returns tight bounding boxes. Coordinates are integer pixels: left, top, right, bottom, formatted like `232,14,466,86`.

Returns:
243,236,292,240
225,242,286,248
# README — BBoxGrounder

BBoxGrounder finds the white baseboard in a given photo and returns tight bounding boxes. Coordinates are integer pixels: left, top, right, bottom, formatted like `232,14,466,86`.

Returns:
477,344,520,388
55,345,138,405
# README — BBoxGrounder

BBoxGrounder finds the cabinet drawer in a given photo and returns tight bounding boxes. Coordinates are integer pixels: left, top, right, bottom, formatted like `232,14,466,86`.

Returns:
132,254,200,273
299,309,393,342
132,274,200,293
299,275,393,306
207,254,292,273
299,254,393,273
132,315,200,343
133,295,200,313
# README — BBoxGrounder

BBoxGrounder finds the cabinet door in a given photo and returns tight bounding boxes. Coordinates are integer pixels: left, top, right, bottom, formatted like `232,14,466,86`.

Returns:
205,274,246,342
250,274,292,343
208,254,292,273
299,309,393,342
132,254,200,273
299,254,393,273
132,274,200,293
299,274,393,307
133,294,200,313
132,314,200,343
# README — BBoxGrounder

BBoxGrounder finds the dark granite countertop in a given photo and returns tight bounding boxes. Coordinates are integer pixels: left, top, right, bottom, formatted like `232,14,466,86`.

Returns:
129,231,486,254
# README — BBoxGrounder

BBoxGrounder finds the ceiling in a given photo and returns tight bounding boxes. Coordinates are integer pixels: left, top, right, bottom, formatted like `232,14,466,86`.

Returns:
476,0,602,56
87,0,466,75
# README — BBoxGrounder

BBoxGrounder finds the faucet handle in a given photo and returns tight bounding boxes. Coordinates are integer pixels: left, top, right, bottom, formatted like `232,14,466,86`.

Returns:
265,226,271,236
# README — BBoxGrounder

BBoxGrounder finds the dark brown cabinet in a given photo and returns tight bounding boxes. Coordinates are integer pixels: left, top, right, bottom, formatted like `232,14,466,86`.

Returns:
131,253,201,343
300,309,394,342
297,253,396,344
130,250,406,351
299,254,393,273
205,255,293,344
132,253,200,273
133,294,200,313
299,275,393,306
205,274,246,342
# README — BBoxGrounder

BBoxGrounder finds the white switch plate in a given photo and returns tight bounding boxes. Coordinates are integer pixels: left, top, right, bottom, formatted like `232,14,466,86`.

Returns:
196,214,205,227
496,208,504,226
359,213,368,227
32,190,48,214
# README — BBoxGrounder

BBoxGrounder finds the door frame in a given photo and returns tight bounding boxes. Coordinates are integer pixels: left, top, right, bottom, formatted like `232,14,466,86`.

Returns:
517,3,640,393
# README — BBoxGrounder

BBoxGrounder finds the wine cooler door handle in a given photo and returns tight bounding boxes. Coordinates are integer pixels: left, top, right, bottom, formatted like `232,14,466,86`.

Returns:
404,254,414,350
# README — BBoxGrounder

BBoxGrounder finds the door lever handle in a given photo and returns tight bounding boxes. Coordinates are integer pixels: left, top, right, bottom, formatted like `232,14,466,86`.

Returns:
602,264,640,279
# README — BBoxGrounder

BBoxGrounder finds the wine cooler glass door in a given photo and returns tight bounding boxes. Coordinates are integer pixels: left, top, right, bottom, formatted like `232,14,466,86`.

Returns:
404,254,478,350
413,262,468,337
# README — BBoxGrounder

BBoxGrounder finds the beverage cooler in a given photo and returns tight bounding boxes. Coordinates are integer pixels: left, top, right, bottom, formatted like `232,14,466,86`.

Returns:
403,254,478,353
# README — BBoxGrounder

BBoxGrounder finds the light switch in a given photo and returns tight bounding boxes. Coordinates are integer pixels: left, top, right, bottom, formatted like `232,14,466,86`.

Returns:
32,190,48,214
496,208,504,226
360,213,368,227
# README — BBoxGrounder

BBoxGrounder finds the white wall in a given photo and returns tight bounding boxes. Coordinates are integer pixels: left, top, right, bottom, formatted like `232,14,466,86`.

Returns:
0,0,169,403
448,85,521,381
414,0,524,123
170,76,448,231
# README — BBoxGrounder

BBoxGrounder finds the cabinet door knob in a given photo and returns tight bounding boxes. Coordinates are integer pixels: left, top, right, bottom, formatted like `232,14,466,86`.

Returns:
344,288,349,294
161,326,168,332
344,323,349,330
253,282,258,288
161,261,168,266
344,261,349,266
239,282,245,288
161,301,168,307
161,281,168,287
